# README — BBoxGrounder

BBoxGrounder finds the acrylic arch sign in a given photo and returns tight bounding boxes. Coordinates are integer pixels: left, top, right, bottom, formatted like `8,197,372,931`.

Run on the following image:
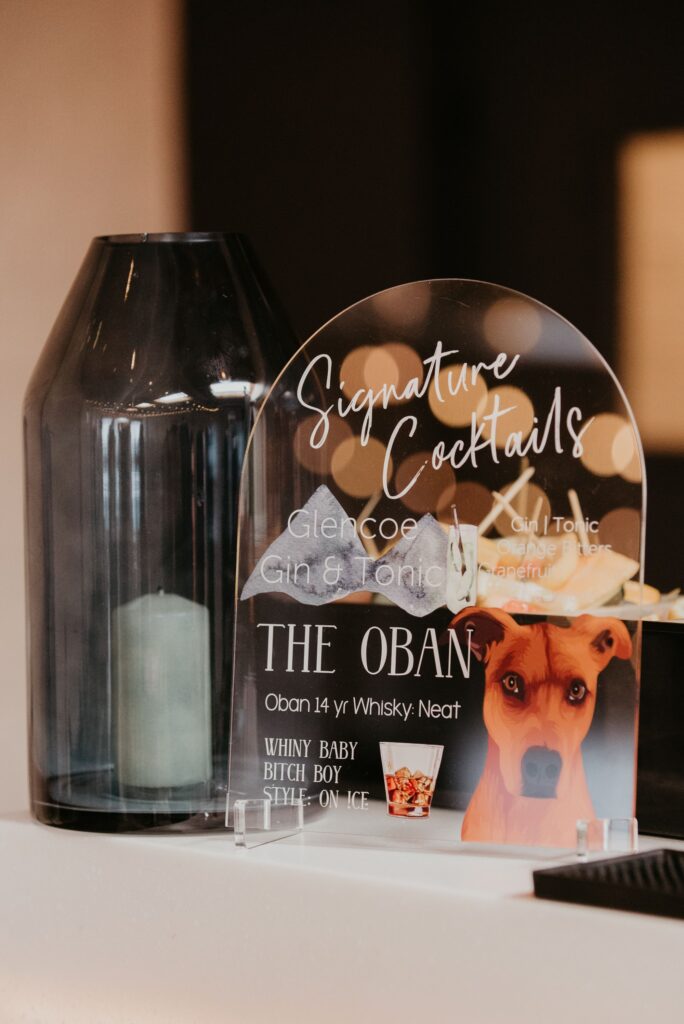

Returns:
229,279,645,849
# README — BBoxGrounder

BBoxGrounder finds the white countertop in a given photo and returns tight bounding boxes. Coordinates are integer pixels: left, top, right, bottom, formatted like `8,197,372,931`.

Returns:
0,811,682,1023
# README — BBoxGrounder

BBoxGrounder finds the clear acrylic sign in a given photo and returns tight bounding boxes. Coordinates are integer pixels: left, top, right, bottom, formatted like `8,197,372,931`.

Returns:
229,280,645,849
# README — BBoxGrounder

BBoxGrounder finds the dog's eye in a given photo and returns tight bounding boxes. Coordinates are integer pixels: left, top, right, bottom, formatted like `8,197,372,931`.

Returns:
501,673,525,701
567,679,588,705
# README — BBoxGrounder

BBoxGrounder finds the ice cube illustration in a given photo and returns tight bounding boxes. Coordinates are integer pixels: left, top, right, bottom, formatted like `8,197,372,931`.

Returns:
241,485,367,604
367,514,447,617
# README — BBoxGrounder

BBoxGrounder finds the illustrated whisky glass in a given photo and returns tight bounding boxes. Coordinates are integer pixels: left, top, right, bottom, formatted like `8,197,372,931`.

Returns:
380,742,444,818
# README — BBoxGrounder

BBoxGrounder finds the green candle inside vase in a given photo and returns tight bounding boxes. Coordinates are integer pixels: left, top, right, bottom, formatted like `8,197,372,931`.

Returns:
113,591,212,790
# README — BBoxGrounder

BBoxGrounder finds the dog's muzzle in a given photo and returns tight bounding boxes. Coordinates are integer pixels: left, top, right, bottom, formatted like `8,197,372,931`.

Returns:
521,746,562,799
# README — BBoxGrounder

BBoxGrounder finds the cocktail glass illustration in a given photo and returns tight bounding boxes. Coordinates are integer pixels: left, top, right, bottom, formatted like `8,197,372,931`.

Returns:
380,741,444,818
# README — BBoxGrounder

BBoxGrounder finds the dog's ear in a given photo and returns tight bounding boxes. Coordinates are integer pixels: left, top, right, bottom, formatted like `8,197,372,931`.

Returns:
448,608,519,663
573,615,633,668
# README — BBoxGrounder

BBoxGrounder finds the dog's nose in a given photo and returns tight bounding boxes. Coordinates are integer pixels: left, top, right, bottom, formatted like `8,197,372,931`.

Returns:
521,746,562,798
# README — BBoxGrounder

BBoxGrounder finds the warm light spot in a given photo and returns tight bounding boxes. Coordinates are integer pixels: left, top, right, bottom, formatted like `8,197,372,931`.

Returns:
599,507,641,562
293,414,353,474
371,283,432,329
395,452,456,514
363,347,400,392
620,130,684,450
482,297,543,355
493,482,551,535
385,342,424,396
345,343,425,404
331,436,391,498
480,386,535,445
428,364,488,427
613,422,642,483
621,446,642,484
438,480,491,527
340,347,372,401
580,414,635,476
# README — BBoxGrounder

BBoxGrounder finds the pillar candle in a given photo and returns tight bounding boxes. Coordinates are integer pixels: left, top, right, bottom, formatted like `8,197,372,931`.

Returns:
113,591,212,789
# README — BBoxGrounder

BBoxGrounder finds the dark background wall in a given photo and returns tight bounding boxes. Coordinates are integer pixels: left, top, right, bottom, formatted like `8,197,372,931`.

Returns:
186,0,684,590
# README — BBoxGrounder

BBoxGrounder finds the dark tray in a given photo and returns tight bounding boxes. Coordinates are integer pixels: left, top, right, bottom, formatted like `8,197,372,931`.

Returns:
533,849,684,920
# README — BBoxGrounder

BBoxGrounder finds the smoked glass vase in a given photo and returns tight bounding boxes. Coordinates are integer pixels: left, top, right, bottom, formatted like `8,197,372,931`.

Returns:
24,233,295,831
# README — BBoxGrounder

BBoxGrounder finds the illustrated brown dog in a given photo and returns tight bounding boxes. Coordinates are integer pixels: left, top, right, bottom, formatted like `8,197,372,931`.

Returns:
450,608,633,848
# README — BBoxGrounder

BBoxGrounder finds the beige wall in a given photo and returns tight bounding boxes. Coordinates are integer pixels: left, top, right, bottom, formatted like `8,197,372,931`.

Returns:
620,131,684,451
0,0,186,811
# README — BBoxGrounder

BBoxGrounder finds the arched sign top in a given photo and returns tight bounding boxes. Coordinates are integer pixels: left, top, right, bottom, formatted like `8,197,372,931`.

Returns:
240,278,644,620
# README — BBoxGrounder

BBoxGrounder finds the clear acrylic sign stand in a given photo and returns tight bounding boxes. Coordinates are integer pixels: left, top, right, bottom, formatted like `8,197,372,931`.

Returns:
230,796,638,859
227,280,645,859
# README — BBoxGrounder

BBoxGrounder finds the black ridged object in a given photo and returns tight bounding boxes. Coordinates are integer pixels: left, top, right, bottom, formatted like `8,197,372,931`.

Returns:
534,849,684,919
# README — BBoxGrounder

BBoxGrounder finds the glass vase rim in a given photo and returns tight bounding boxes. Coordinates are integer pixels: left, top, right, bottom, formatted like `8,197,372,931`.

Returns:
94,232,247,246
